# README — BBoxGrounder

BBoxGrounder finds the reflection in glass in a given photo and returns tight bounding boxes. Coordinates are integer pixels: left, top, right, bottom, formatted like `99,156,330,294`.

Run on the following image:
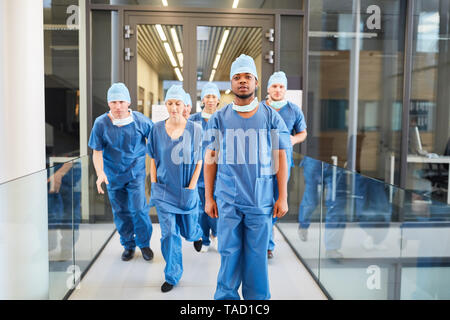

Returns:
407,0,450,204
278,155,450,300
44,0,80,161
307,0,405,186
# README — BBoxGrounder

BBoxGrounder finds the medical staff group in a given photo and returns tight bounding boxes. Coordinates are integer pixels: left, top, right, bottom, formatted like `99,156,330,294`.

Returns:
88,54,307,299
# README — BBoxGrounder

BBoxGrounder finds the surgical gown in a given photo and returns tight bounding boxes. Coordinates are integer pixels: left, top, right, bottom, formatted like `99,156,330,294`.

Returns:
262,100,307,251
189,112,218,246
148,120,203,286
88,111,153,251
206,102,290,300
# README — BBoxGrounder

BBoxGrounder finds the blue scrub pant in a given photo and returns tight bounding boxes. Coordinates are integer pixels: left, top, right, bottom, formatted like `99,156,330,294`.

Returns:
298,159,346,250
268,165,291,252
214,199,272,300
107,175,153,250
198,187,217,246
157,209,203,285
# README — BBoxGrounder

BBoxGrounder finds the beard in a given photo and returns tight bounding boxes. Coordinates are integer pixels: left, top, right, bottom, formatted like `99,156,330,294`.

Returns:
234,91,255,100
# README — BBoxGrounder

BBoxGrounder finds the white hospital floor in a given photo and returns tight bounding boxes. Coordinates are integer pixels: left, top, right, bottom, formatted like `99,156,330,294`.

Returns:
69,224,327,300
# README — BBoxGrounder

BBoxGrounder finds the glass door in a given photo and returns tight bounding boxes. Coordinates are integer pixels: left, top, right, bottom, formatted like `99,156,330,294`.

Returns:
124,12,274,118
191,15,274,112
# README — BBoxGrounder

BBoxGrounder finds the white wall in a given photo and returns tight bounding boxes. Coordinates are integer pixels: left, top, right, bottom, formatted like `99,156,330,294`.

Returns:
0,0,49,299
137,54,160,118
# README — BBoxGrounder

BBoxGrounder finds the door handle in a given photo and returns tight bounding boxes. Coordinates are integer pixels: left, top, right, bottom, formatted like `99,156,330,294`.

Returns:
124,48,134,61
265,50,274,64
265,28,274,42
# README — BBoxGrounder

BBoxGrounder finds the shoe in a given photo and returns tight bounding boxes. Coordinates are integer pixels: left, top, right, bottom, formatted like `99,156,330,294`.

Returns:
325,249,343,260
267,250,274,259
201,245,209,253
194,239,203,252
121,249,135,261
161,281,174,293
140,247,154,261
298,226,308,242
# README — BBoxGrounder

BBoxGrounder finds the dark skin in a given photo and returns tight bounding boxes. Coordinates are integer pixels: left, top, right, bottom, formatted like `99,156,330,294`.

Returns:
204,73,289,219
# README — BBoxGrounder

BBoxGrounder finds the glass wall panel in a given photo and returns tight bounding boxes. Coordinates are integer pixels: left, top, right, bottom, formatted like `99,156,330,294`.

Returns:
90,0,303,10
407,0,450,205
91,10,119,223
307,1,406,187
44,0,80,162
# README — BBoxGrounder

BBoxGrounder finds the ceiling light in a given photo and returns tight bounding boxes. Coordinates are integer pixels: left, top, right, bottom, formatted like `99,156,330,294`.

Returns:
171,28,182,53
177,52,184,68
209,69,216,82
217,29,230,55
232,0,239,9
155,24,167,41
162,0,168,7
174,68,183,81
213,54,221,69
164,42,178,67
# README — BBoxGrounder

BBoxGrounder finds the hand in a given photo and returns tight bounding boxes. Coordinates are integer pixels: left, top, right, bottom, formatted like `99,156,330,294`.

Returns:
205,197,219,218
273,197,288,218
290,135,296,146
47,173,63,194
96,172,109,194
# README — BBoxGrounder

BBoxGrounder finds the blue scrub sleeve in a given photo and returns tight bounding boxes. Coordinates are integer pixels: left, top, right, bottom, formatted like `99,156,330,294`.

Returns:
293,107,307,134
88,120,104,151
146,126,156,158
205,114,220,152
193,124,203,163
271,111,291,150
143,116,154,139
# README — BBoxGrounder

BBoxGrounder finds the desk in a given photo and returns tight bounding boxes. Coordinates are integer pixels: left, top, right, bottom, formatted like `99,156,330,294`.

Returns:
407,155,450,204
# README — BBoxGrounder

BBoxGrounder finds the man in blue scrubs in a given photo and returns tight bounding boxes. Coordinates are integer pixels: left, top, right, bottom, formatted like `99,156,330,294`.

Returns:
263,71,307,259
204,54,291,300
88,83,154,262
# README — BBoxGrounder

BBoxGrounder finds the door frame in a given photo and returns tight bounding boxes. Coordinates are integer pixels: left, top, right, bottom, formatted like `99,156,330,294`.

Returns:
123,11,275,111
85,3,308,153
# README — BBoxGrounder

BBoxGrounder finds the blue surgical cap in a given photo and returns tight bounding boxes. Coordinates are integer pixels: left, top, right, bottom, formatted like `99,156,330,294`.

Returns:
165,85,186,103
184,93,192,106
107,83,131,103
268,71,288,90
230,54,258,80
201,83,221,101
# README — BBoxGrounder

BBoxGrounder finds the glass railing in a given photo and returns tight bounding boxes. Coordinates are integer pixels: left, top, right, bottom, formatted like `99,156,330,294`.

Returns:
0,155,115,300
277,155,450,300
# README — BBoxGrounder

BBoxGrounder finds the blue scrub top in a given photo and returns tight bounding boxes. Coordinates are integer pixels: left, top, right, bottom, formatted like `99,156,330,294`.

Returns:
88,111,153,184
262,100,307,167
188,112,209,188
147,120,203,214
206,102,291,214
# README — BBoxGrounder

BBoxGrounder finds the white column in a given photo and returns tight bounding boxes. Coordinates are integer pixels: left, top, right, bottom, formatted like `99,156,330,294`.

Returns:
0,0,49,299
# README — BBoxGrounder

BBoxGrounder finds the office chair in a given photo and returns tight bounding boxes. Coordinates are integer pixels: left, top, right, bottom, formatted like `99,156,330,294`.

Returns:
423,137,450,198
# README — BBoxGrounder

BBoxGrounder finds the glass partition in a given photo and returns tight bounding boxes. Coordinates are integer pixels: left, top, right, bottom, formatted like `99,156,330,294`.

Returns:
48,155,116,299
0,155,116,300
278,155,450,300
